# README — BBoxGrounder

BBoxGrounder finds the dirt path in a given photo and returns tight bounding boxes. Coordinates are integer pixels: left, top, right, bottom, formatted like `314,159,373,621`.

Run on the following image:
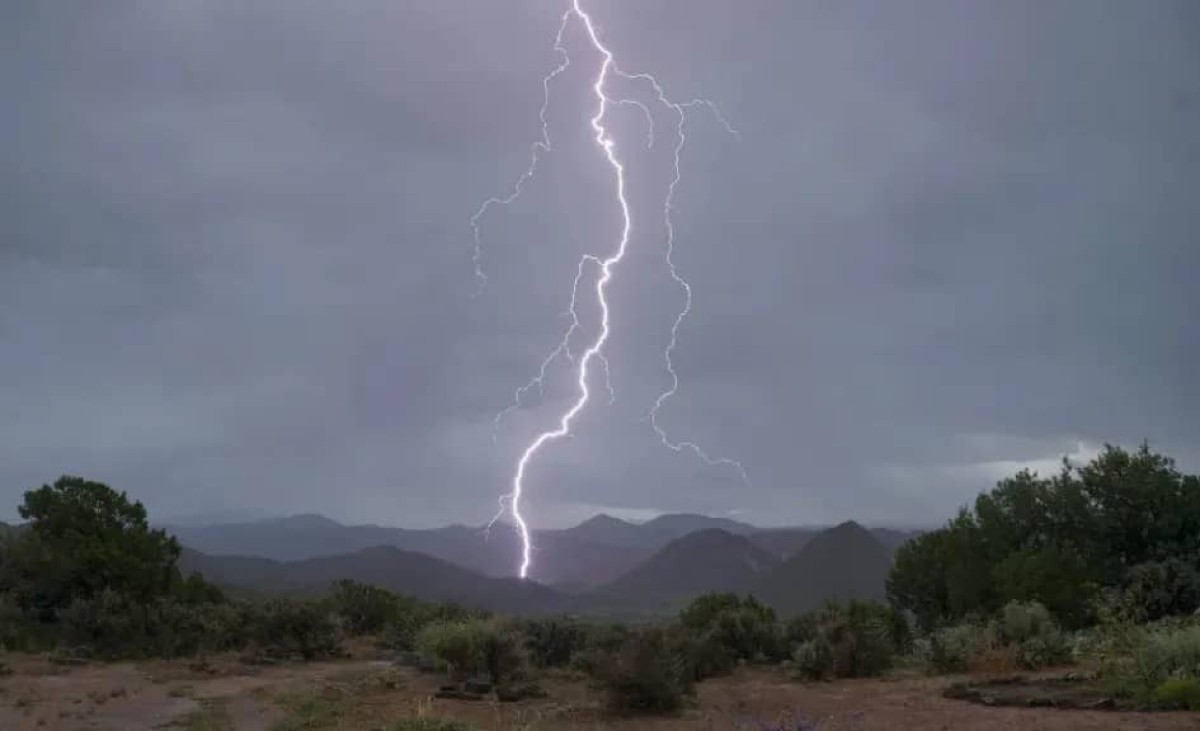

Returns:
0,656,359,730
1,656,1196,730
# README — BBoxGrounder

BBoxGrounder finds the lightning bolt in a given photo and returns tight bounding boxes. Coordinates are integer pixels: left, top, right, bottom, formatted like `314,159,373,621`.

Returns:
468,10,572,298
476,1,746,579
647,94,748,483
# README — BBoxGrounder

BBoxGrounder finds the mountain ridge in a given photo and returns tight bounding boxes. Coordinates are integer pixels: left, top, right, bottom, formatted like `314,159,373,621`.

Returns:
163,513,921,594
593,528,781,607
178,545,569,615
754,520,893,617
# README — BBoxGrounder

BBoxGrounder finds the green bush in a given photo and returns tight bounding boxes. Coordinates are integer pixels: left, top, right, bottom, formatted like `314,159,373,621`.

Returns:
416,620,483,680
1117,560,1200,623
568,623,630,677
56,589,157,659
782,612,819,647
1155,677,1200,711
153,598,256,657
888,445,1200,630
382,601,476,652
785,601,898,679
0,591,36,652
521,616,588,668
992,601,1072,670
677,627,737,680
678,593,779,665
1098,622,1200,708
919,623,983,674
328,580,401,636
916,603,1070,675
416,618,527,684
591,627,694,715
255,598,342,661
791,638,834,680
478,620,528,685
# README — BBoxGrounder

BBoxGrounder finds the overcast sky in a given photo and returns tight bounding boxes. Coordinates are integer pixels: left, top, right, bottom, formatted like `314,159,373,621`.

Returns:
2,0,1197,530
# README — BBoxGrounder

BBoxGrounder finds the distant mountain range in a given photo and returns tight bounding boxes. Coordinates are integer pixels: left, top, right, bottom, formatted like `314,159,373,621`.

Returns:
163,512,919,590
166,513,920,619
0,511,918,618
177,545,569,615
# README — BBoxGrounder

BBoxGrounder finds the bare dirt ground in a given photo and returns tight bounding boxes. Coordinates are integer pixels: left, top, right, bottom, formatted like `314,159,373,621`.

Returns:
1,653,1196,731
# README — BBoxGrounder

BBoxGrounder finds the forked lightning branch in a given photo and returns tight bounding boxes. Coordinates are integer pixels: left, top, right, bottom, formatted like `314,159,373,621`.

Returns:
472,1,746,579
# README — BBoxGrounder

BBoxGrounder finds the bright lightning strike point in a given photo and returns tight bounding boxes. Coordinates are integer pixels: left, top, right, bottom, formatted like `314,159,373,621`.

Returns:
477,1,746,579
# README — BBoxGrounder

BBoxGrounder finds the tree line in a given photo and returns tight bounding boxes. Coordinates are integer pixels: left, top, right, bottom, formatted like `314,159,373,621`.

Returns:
888,443,1200,631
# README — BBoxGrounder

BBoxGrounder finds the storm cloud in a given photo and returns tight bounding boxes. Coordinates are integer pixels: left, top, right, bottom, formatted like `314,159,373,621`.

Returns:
2,0,1197,531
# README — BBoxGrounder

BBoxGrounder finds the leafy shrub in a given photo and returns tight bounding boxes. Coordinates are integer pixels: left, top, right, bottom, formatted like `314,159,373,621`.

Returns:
591,627,694,715
171,572,227,606
255,598,342,661
0,591,36,652
57,589,156,659
992,601,1072,670
677,627,737,680
153,598,256,657
416,621,479,679
1117,559,1200,623
382,601,476,652
887,445,1200,630
917,602,1069,675
328,580,401,636
679,593,780,665
791,639,833,680
919,623,983,674
1098,622,1200,708
568,623,630,676
478,620,528,685
785,601,897,680
782,612,819,647
1154,677,1200,711
416,618,527,684
521,616,588,668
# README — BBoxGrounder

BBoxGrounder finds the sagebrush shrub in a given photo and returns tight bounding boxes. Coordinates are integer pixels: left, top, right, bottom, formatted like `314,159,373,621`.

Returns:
991,601,1071,670
521,616,588,668
416,618,527,684
591,627,694,715
1099,623,1200,708
785,601,897,680
920,623,982,674
791,638,834,680
679,593,779,665
255,598,342,661
328,580,401,636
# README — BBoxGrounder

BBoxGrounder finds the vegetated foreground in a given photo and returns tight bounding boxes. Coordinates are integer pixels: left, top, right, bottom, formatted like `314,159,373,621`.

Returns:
4,445,1200,728
0,653,1192,731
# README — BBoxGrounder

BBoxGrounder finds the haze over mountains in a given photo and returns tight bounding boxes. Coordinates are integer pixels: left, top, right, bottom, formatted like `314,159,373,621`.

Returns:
163,513,921,618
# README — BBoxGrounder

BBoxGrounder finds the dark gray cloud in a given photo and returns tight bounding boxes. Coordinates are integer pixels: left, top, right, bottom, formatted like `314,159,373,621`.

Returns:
2,1,1197,532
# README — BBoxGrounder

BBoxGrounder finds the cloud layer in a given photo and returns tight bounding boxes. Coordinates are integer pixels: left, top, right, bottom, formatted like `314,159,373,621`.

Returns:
2,1,1197,530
